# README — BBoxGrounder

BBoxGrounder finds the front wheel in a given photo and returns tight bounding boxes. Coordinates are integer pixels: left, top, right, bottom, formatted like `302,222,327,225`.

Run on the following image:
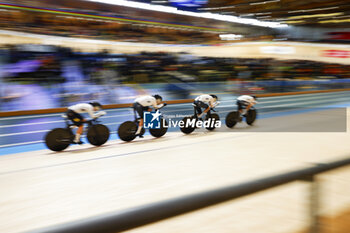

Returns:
245,109,257,125
87,124,110,146
205,113,220,131
149,119,168,138
44,128,73,151
225,111,239,128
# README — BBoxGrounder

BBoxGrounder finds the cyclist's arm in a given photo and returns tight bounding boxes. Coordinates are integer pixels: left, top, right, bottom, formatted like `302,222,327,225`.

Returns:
209,99,219,108
152,100,164,109
211,101,220,108
202,104,211,115
86,107,96,119
246,101,255,111
156,103,165,109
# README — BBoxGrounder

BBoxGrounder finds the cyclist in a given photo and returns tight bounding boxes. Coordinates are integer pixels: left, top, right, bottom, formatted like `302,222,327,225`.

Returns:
193,94,219,119
133,94,166,138
66,102,105,144
236,95,257,119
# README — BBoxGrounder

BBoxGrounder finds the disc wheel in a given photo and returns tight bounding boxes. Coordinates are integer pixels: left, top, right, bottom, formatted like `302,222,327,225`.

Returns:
149,119,168,138
44,128,73,151
205,113,220,131
117,121,138,142
179,117,196,134
225,111,239,128
246,109,257,125
87,124,110,146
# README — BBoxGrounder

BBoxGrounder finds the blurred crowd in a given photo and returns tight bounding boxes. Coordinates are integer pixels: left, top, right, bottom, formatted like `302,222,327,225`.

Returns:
1,44,350,111
1,44,350,84
0,1,221,44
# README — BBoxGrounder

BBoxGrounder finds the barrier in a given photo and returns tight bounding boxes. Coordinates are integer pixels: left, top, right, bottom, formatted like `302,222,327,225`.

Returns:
26,157,350,233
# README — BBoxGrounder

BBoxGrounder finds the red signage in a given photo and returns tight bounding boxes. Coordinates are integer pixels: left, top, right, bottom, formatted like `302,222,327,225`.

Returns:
322,50,350,58
328,32,350,40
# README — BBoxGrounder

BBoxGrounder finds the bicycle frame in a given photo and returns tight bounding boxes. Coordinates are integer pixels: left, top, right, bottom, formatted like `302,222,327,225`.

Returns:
62,115,99,135
192,105,215,119
132,106,165,124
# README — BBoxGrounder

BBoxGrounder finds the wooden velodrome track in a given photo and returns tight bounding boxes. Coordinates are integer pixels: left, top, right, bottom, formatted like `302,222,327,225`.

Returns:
1,92,350,233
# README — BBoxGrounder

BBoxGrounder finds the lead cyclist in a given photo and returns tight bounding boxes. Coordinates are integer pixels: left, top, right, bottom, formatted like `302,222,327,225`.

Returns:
236,95,258,120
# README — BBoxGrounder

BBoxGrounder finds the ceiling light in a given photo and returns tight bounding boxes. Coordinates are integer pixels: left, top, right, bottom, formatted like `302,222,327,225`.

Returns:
220,11,236,15
283,20,305,24
240,13,255,17
256,12,272,15
87,0,287,28
319,19,350,23
250,0,280,5
257,16,272,19
219,34,243,40
288,12,343,20
288,6,339,14
199,6,236,10
331,15,350,19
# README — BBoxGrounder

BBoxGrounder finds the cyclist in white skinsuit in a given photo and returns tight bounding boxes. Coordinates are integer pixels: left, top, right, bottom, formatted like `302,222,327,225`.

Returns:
193,94,219,118
133,94,166,138
236,95,257,117
67,102,105,144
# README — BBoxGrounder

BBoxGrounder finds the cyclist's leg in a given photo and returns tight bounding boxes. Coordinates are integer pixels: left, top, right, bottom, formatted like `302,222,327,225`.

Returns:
236,100,245,121
198,101,209,117
67,110,84,143
201,103,210,115
237,100,246,114
193,101,202,117
134,103,145,136
75,124,84,142
132,103,139,121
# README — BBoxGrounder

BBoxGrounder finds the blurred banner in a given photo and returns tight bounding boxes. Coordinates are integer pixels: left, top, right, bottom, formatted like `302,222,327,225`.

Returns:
2,79,350,111
0,30,350,64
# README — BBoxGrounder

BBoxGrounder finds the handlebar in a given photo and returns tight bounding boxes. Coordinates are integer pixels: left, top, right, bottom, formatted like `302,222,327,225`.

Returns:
158,103,167,110
153,103,167,111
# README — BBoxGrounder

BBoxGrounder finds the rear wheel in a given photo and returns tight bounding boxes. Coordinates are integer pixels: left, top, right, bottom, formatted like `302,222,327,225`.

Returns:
225,111,239,128
205,113,220,131
179,117,196,134
246,109,257,125
44,128,73,151
118,121,138,142
87,124,110,146
149,119,168,138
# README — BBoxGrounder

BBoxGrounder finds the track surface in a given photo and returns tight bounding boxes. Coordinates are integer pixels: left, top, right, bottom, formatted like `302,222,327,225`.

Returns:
1,91,350,155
